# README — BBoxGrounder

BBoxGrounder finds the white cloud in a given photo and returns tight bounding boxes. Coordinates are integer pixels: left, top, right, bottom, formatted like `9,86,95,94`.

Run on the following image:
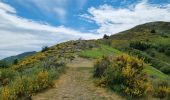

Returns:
81,0,170,35
1,0,170,59
0,1,99,59
0,2,16,13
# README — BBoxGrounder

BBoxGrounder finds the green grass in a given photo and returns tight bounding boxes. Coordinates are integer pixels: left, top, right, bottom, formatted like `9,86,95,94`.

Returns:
144,66,169,80
80,44,169,81
79,45,122,59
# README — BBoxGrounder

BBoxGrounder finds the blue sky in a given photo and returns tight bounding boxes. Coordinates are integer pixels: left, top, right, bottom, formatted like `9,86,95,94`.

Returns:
3,0,170,31
0,0,170,58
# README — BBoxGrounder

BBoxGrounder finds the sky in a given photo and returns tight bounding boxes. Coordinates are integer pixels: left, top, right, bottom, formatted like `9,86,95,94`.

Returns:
0,0,170,59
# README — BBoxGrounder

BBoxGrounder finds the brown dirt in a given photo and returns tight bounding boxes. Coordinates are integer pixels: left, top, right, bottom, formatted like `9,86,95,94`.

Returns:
32,57,124,100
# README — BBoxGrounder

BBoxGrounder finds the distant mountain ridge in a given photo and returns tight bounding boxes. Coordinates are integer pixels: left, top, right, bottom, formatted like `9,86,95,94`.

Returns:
2,51,36,65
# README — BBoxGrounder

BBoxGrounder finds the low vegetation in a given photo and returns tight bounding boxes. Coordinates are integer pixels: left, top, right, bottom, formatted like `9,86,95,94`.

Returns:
0,45,68,99
0,40,99,99
94,54,152,98
153,80,170,99
0,60,9,68
79,44,121,59
0,54,66,100
94,54,170,99
80,44,169,81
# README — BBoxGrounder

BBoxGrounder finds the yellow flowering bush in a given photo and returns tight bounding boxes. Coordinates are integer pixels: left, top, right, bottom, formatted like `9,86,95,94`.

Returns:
154,81,170,99
12,53,46,70
36,71,50,89
0,70,53,99
0,45,66,99
0,86,17,100
94,54,152,98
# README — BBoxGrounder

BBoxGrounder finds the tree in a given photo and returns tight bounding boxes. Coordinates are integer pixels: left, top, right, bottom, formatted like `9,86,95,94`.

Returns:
151,29,156,33
103,34,109,39
13,59,19,65
41,46,49,52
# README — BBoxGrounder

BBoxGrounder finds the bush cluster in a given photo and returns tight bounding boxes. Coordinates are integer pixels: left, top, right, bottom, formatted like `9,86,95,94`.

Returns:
0,69,16,86
0,71,52,99
0,64,65,100
157,44,170,57
94,54,152,98
12,53,46,70
94,56,111,77
130,41,170,57
128,49,170,74
0,52,66,99
130,41,152,51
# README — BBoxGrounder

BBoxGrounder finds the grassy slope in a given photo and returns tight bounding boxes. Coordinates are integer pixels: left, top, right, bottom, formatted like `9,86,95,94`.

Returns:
79,43,169,81
79,44,121,59
105,21,170,77
0,40,96,99
144,66,169,80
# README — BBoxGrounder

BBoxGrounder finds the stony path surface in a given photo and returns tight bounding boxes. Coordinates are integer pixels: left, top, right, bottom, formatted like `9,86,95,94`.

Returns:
32,58,124,100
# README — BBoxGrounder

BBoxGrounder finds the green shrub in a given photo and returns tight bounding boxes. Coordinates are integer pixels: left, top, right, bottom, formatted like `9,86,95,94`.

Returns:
161,33,169,38
94,54,152,98
157,44,166,52
165,47,170,57
41,46,49,52
157,44,170,56
130,41,152,51
94,56,111,77
128,49,170,74
160,66,170,75
151,29,156,33
13,59,19,65
146,49,157,57
0,69,17,86
128,49,151,63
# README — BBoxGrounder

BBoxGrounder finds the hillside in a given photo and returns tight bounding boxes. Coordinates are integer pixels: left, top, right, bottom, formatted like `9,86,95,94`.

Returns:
2,51,36,65
110,21,170,40
0,22,170,99
101,21,170,75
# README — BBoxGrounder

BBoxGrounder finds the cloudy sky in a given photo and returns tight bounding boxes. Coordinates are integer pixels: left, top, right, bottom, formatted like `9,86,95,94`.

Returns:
0,0,170,59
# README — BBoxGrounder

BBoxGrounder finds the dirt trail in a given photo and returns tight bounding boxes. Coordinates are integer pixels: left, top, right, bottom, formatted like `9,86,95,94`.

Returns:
32,57,124,100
